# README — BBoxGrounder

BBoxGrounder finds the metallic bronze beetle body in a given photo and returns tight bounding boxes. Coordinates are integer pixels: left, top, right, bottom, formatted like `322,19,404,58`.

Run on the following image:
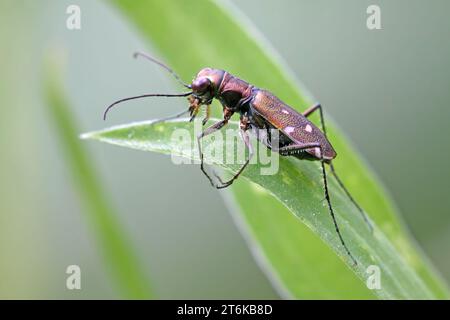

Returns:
189,67,336,163
104,53,373,266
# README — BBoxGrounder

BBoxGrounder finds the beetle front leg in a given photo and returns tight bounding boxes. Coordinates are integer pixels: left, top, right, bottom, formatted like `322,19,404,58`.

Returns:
202,104,211,126
197,119,229,187
188,96,201,122
148,109,190,125
213,128,254,189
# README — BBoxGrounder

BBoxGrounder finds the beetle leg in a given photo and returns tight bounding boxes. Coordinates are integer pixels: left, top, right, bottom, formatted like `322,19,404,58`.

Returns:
329,163,373,232
302,103,327,135
213,128,254,189
150,109,190,125
303,103,373,232
202,104,211,126
279,142,358,266
188,96,201,122
318,148,358,266
197,119,229,188
189,106,200,122
277,142,320,156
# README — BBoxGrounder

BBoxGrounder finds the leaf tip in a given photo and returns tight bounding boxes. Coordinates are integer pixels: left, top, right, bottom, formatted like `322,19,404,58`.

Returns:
79,131,95,140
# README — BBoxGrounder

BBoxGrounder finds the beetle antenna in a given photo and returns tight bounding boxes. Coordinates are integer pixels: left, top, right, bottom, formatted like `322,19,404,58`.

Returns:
133,51,191,89
103,91,192,120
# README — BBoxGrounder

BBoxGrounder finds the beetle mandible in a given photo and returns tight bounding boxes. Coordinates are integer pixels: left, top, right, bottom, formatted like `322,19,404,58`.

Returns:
104,52,373,265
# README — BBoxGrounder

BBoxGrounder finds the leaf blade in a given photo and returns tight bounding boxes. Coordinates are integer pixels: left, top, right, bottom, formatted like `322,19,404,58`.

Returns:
82,117,445,299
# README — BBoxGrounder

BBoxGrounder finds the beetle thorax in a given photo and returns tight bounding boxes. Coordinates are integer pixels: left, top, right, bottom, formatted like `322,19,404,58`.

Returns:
216,73,253,111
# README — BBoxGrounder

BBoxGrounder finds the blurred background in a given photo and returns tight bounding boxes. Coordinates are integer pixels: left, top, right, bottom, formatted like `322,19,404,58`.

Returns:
0,0,449,298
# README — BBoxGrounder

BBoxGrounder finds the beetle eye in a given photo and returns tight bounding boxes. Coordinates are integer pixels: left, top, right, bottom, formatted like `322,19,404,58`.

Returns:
192,77,211,94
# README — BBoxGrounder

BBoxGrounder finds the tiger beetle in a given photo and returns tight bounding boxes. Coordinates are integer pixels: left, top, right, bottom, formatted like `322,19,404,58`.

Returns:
104,52,373,265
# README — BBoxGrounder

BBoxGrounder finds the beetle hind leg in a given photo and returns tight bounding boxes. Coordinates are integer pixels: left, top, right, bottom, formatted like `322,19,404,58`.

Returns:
279,142,358,266
329,163,373,233
303,103,373,232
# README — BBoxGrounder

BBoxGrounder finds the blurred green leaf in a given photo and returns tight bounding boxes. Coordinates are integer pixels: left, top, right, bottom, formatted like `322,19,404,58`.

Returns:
96,0,449,299
45,54,153,299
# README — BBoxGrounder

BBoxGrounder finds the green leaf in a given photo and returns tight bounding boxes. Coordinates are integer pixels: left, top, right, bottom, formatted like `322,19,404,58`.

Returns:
45,53,153,299
95,0,449,299
82,116,444,299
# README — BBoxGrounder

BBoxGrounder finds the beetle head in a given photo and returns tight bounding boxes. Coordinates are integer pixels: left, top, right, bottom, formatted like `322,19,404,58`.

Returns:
191,68,224,103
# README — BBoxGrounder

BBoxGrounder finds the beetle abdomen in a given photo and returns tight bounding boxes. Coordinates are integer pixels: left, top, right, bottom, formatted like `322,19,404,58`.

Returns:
250,89,336,160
